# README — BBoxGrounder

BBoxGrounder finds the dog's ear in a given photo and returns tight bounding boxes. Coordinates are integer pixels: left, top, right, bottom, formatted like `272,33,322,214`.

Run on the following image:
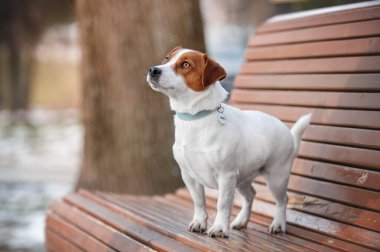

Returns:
167,46,182,55
162,46,182,64
202,54,226,87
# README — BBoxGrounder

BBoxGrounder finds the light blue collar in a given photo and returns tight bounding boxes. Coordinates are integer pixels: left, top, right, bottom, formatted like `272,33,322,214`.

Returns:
176,109,215,121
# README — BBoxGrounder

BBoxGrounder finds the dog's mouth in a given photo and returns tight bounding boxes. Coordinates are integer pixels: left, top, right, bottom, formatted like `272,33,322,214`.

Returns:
147,78,174,91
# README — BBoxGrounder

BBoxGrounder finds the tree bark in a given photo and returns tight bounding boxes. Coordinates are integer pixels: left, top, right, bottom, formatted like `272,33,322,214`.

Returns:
76,0,205,194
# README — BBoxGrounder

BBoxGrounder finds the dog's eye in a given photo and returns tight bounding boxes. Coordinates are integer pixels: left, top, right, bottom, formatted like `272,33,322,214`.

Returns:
181,61,190,69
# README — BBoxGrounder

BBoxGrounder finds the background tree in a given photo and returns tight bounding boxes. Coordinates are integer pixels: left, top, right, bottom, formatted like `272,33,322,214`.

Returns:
0,0,74,121
76,0,205,194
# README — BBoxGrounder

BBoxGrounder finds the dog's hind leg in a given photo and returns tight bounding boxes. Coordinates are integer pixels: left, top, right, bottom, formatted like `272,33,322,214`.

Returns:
231,179,256,230
264,161,292,234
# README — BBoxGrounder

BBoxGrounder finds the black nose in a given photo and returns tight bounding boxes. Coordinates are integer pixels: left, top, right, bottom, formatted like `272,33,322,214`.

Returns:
149,67,162,77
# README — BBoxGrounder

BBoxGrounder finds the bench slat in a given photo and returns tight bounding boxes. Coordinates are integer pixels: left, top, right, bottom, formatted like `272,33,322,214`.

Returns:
299,141,380,171
79,191,230,252
256,5,380,34
49,201,153,252
281,175,380,211
240,55,380,74
233,74,380,91
252,182,380,232
250,19,380,46
161,195,333,252
46,214,116,252
176,189,378,252
302,125,380,150
246,37,380,60
231,90,380,110
63,193,197,252
292,159,380,191
174,190,346,252
200,189,380,250
102,194,273,252
232,103,380,129
45,229,83,252
154,195,314,252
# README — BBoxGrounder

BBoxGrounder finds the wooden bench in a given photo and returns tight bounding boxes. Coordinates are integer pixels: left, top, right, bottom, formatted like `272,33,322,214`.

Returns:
45,2,380,251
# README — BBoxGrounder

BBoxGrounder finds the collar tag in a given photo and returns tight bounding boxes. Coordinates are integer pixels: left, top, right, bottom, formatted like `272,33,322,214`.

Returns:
217,105,226,125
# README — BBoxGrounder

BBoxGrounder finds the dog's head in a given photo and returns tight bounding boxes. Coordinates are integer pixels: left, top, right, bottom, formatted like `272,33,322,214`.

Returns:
146,47,226,96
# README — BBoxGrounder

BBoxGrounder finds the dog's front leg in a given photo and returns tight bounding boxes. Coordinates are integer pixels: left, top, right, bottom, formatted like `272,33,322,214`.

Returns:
181,170,208,233
207,173,236,238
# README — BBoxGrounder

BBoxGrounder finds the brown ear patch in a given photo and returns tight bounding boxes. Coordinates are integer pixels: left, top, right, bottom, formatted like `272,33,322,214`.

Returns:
202,55,226,87
173,52,226,92
162,46,182,64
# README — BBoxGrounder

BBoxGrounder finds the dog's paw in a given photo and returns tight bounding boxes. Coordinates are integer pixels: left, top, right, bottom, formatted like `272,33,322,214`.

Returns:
268,220,286,234
206,223,229,238
231,216,248,230
188,219,207,233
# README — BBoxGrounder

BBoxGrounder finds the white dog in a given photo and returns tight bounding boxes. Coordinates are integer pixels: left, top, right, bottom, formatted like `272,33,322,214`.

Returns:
146,47,311,238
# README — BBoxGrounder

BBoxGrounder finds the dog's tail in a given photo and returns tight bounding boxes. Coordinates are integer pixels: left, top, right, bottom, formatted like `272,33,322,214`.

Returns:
290,113,312,157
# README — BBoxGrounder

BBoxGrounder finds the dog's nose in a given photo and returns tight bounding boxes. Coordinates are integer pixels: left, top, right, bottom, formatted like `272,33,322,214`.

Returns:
149,67,162,77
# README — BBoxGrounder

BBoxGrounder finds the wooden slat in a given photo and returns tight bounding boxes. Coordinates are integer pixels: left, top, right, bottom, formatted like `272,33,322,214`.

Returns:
231,90,380,109
157,195,326,252
153,196,315,252
240,56,380,74
76,191,227,252
273,174,380,211
49,201,153,252
171,191,344,252
299,141,380,171
45,229,83,252
232,103,380,129
233,74,380,91
202,188,380,250
100,194,272,252
291,158,380,191
246,37,380,60
302,125,380,150
279,123,380,151
63,193,197,252
46,213,115,252
250,19,380,46
256,4,380,34
149,196,311,252
176,189,378,252
252,182,380,233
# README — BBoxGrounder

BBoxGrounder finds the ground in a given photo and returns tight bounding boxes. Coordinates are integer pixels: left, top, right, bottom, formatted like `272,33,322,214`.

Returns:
0,109,82,252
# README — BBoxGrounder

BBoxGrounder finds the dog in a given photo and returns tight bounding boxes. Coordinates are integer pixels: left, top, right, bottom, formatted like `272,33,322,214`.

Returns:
146,46,311,238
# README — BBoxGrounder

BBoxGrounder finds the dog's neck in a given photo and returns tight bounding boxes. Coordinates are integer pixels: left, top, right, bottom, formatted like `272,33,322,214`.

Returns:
168,82,228,115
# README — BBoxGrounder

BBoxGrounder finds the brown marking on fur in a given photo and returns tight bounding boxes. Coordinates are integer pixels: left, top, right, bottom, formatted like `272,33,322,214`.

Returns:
202,54,226,87
162,46,182,64
173,51,226,91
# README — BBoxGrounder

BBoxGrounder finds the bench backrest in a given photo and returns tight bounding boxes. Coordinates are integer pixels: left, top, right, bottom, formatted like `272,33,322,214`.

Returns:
230,1,380,249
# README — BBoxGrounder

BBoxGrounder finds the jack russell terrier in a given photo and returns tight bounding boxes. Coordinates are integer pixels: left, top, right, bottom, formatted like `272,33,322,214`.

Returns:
146,47,311,238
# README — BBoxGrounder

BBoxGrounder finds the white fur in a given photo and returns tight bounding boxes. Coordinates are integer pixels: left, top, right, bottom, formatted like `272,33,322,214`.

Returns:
147,49,311,237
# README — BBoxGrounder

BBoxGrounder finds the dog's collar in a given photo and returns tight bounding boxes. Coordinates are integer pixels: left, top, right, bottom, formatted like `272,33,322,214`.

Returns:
175,104,226,124
175,109,214,121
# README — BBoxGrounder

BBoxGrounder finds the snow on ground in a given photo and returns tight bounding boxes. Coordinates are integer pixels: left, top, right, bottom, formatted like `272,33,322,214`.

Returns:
0,109,82,252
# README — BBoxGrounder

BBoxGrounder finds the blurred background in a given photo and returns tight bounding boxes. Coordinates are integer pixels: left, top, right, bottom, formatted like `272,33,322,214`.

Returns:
0,0,369,251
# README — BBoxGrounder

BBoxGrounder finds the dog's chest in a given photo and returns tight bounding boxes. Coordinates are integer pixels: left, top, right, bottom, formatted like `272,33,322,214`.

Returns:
173,145,220,189
173,120,239,189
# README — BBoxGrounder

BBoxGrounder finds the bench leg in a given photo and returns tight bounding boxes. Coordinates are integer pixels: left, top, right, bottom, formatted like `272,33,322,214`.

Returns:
231,180,256,230
181,170,208,233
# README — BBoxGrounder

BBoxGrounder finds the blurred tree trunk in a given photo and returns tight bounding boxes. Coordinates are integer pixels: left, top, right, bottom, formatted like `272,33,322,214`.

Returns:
76,0,205,194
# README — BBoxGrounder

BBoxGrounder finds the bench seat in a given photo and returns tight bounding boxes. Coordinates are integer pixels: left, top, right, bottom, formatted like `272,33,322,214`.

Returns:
46,1,380,251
